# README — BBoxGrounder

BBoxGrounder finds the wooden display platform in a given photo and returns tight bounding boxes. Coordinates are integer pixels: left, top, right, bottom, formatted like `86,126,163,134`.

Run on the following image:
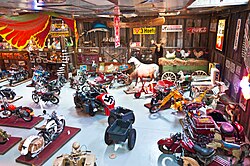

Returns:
0,78,7,83
4,78,31,87
0,137,22,155
16,126,81,166
0,96,23,103
144,103,170,111
0,116,44,129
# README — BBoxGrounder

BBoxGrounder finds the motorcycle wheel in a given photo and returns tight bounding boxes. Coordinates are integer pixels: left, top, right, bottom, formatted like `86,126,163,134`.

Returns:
100,88,107,93
134,92,141,99
50,96,59,104
0,110,12,118
54,88,61,95
150,98,158,106
107,115,116,126
20,107,33,122
88,104,96,116
74,96,82,108
104,126,113,145
128,129,136,150
7,91,16,100
9,80,13,86
158,145,172,154
149,104,160,114
25,152,35,160
58,119,66,133
32,94,39,104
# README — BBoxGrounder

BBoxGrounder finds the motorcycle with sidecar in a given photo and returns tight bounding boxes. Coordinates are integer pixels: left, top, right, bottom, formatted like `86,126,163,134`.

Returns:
18,110,65,159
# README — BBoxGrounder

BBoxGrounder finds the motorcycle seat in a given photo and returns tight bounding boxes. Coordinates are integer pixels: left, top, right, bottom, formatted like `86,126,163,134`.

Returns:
220,122,234,136
193,144,215,157
221,140,240,149
44,92,54,96
35,125,46,131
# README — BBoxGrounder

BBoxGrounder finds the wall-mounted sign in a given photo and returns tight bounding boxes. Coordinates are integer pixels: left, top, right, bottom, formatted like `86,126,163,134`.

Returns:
210,19,217,32
162,25,182,32
216,19,226,51
186,27,207,33
50,23,69,37
234,19,241,51
133,27,156,34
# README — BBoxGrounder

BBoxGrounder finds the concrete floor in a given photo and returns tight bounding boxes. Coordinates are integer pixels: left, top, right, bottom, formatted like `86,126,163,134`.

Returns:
0,79,243,166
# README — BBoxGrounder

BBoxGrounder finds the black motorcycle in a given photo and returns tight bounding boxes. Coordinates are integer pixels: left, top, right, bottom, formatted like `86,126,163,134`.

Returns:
40,80,61,96
8,68,29,86
0,86,16,100
32,90,59,104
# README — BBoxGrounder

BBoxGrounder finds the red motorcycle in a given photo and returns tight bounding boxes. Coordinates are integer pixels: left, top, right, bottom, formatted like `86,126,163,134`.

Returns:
94,72,130,87
0,98,34,122
158,132,230,165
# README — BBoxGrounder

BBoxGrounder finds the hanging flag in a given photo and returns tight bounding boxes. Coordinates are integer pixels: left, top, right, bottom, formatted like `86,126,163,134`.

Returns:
114,6,120,48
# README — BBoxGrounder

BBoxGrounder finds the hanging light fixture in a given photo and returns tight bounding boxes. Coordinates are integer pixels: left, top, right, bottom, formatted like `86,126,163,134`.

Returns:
240,74,250,100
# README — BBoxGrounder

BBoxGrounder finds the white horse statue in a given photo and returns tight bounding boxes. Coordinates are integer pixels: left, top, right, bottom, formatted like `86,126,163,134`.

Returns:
128,57,159,86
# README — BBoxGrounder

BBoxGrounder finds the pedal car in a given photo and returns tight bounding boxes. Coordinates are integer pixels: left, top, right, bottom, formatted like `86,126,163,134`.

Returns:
206,109,245,143
108,106,135,125
104,119,136,150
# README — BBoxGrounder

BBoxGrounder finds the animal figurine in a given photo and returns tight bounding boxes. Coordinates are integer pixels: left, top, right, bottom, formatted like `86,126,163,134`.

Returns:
193,49,204,58
180,50,190,59
128,57,159,86
166,51,176,59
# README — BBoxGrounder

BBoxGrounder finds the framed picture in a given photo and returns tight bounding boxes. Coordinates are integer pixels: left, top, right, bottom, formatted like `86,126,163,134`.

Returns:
216,19,226,51
239,91,247,111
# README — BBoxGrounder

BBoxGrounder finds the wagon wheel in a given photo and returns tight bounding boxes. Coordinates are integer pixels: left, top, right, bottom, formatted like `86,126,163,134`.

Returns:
104,126,113,145
191,70,207,76
161,72,176,83
128,129,136,150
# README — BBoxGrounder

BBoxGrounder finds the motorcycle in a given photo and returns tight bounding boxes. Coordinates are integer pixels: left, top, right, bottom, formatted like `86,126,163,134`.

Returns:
74,81,114,116
0,128,10,144
40,79,61,96
18,110,65,159
0,86,16,100
8,68,29,86
32,89,59,104
157,132,230,165
0,70,9,79
32,69,50,85
53,142,97,166
0,97,34,122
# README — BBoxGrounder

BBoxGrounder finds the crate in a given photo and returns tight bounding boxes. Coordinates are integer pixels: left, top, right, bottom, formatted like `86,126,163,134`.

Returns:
107,119,132,143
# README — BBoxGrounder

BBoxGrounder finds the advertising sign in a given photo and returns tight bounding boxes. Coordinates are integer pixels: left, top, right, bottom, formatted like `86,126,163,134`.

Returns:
162,25,182,32
114,16,120,48
186,27,207,33
216,19,226,51
210,19,217,32
133,28,156,34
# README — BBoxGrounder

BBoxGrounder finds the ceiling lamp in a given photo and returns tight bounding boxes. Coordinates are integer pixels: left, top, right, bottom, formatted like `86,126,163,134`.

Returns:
240,74,250,100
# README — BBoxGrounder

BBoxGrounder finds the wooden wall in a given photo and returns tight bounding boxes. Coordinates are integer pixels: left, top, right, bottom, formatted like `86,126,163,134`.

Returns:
208,6,250,139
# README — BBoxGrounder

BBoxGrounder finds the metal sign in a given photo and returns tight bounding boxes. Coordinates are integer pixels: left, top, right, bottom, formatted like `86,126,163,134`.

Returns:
234,19,241,51
187,27,207,33
216,19,226,51
162,25,182,32
133,27,156,34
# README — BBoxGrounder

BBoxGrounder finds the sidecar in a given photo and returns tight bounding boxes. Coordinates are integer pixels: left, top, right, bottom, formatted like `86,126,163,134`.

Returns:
206,109,245,143
104,119,136,150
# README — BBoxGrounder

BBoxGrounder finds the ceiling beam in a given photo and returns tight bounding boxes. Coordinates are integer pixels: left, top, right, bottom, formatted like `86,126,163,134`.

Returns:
107,0,118,6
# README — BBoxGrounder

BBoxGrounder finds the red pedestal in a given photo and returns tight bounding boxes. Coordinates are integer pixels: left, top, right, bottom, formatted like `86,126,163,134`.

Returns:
16,126,81,166
0,137,22,155
0,116,43,129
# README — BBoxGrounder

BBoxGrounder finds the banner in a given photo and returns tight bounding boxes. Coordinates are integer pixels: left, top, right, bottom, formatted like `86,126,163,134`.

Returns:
216,19,226,51
234,19,241,51
162,25,182,32
187,27,207,33
133,28,156,34
114,16,120,48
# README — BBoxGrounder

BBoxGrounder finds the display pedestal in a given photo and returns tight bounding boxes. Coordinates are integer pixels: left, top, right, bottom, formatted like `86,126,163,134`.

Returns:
4,78,31,87
0,116,43,129
144,103,169,111
16,126,81,166
0,137,22,155
0,96,23,103
0,78,7,83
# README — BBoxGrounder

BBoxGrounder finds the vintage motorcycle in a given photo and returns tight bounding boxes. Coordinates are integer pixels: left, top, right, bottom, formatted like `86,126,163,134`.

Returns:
0,98,34,122
32,69,50,85
157,132,230,165
40,79,61,96
0,86,16,100
18,110,65,159
0,128,10,144
8,68,29,86
53,142,97,166
74,81,114,116
32,89,59,104
0,70,9,79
